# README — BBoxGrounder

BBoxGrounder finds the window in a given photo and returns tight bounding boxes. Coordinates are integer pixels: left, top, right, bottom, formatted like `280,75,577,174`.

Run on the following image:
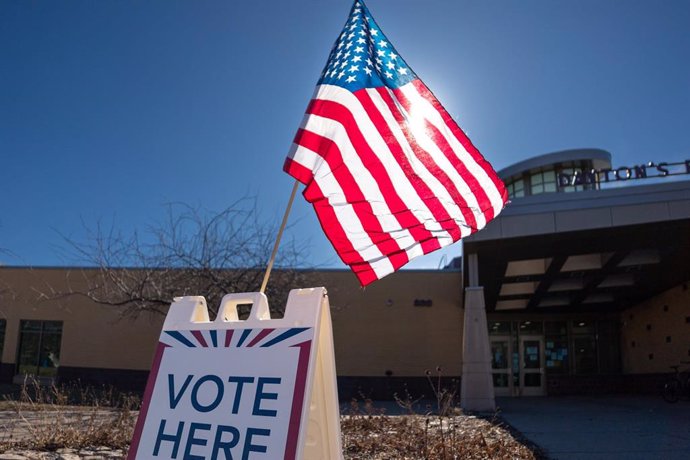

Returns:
543,171,557,192
572,336,597,374
489,321,512,335
487,318,620,378
506,178,525,199
597,320,621,374
529,169,558,195
571,321,597,374
518,320,543,334
17,320,63,377
545,321,569,374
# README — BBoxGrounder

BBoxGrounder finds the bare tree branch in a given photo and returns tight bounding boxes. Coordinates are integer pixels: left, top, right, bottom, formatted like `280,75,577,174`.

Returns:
49,198,310,318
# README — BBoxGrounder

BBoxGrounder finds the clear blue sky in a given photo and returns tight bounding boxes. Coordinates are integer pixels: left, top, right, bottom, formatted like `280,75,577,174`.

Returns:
2,0,689,270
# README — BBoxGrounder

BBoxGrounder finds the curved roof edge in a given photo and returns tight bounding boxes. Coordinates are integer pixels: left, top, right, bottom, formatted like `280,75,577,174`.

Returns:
498,148,612,179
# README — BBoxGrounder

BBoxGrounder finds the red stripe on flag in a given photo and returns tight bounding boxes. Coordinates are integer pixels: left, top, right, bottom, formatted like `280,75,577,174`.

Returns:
375,87,476,234
284,157,313,186
294,125,409,270
392,87,494,223
350,261,380,285
304,98,424,267
308,95,441,255
412,80,508,206
283,156,313,185
303,179,378,285
354,89,447,253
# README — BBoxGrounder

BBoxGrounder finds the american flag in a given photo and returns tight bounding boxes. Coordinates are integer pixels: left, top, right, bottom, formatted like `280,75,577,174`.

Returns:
284,0,508,286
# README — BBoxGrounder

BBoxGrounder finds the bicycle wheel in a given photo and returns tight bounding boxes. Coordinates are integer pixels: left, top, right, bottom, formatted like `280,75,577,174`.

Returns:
662,379,681,403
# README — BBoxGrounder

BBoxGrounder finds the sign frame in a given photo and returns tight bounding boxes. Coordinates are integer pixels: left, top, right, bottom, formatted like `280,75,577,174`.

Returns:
128,287,342,460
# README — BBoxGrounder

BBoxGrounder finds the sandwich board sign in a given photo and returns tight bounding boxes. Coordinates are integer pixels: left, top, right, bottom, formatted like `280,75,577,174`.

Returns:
128,287,343,460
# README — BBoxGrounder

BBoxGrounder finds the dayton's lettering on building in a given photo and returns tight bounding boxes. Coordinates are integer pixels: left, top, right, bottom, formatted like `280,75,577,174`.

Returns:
558,159,690,187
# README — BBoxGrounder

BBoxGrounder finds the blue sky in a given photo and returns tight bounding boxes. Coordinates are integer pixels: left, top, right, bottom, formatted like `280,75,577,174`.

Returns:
1,0,689,270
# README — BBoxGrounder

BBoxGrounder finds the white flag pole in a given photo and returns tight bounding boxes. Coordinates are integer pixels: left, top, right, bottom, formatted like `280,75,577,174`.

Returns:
260,179,300,294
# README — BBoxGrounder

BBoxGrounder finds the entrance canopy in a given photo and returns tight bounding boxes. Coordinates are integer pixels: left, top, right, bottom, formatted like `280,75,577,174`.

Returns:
463,180,690,313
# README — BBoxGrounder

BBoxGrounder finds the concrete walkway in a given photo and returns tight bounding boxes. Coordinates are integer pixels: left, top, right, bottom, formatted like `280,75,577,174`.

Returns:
497,396,690,460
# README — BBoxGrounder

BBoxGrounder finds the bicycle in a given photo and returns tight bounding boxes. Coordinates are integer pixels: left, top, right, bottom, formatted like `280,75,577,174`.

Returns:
661,361,690,403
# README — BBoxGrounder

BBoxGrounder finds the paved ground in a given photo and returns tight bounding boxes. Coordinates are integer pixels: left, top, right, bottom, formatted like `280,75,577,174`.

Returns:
497,395,690,460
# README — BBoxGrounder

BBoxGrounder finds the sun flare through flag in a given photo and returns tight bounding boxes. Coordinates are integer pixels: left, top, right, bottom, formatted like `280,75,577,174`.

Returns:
284,0,508,286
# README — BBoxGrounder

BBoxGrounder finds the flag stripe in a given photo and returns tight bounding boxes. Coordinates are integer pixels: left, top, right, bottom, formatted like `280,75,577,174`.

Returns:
374,86,476,234
313,84,459,240
298,107,416,248
316,85,454,244
285,153,379,276
297,146,388,269
292,146,394,278
295,124,410,269
411,80,508,215
356,89,453,253
360,88,464,239
306,179,380,284
290,82,503,282
284,119,321,185
386,86,485,229
303,98,444,252
393,86,492,226
306,99,440,255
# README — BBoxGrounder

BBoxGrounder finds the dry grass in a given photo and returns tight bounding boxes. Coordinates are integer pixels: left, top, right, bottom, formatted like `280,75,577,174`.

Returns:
338,367,540,459
342,398,540,460
0,379,139,451
0,380,540,459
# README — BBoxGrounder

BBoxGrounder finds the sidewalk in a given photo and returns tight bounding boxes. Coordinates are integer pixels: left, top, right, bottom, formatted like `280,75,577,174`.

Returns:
497,396,690,460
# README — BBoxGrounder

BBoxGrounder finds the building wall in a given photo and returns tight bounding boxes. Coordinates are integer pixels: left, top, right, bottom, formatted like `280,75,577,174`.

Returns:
621,282,690,374
316,269,463,399
4,268,687,396
0,268,164,372
0,267,464,397
321,270,463,378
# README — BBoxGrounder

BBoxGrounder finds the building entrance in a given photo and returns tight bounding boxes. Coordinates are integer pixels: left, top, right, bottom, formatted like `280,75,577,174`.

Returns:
490,336,512,396
490,335,546,396
519,336,545,396
489,318,623,396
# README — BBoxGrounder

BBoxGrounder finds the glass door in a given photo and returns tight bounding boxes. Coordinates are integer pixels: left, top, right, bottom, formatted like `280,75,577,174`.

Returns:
519,336,545,396
490,337,513,396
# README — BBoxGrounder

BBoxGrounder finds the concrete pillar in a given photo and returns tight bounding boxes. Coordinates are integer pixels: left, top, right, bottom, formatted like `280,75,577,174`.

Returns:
467,253,479,287
460,286,495,412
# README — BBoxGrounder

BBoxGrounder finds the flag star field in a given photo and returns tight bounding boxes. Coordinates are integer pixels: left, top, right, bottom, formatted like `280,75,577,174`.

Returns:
319,3,415,91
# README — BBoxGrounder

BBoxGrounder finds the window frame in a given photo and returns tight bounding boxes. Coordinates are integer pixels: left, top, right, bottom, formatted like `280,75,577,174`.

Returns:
15,320,63,378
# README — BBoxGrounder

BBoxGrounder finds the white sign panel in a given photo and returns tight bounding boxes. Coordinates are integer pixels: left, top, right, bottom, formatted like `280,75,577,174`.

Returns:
129,288,342,460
